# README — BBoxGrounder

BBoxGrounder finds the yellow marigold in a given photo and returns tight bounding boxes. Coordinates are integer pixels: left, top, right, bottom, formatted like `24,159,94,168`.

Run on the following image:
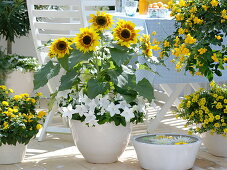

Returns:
214,123,220,128
163,40,170,47
13,95,22,100
36,124,42,130
198,48,207,55
3,122,9,129
2,101,9,106
0,85,6,90
202,5,209,11
215,35,222,40
36,92,43,97
215,115,221,120
152,45,161,51
8,89,14,93
178,28,185,35
37,110,47,119
178,0,186,7
211,53,219,62
175,13,184,21
190,7,197,13
185,34,196,44
193,17,203,24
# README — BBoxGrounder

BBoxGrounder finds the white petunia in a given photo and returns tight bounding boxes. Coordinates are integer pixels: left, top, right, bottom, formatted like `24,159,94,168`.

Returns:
84,112,97,126
74,104,88,117
60,104,75,119
117,100,131,109
121,107,135,122
106,102,120,117
99,95,110,109
87,99,98,114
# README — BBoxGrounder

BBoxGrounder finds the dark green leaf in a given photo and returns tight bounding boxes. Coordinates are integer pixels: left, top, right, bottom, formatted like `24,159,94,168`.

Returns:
87,79,109,99
136,78,154,102
58,69,79,91
109,48,135,66
69,50,92,69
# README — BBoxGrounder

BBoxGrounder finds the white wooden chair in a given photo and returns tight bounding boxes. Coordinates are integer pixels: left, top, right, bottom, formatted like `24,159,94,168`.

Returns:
81,0,116,26
27,0,85,141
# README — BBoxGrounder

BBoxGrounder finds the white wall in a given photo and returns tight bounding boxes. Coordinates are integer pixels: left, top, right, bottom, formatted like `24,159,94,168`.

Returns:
0,32,50,96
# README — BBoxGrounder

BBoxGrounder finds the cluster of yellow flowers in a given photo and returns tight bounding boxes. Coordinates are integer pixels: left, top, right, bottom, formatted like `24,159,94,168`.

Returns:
176,82,227,136
0,85,46,145
161,0,227,80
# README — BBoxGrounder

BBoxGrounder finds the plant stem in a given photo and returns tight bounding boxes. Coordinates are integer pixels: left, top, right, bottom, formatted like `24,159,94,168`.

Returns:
7,39,12,54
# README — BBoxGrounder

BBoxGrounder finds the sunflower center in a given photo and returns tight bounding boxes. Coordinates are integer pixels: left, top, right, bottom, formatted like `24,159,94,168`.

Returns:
83,35,92,45
121,29,131,39
56,41,67,51
96,16,107,26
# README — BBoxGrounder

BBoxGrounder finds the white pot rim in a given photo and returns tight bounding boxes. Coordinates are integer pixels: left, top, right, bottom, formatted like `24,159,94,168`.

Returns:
132,133,201,147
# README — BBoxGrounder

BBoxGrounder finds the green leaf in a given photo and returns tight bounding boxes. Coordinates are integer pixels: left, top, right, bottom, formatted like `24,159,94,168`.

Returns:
59,69,79,91
136,78,154,102
87,79,109,99
58,55,69,71
69,50,92,69
109,48,135,66
33,60,60,90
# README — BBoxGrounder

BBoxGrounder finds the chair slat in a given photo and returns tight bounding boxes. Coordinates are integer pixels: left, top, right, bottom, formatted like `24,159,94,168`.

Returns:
36,34,77,41
82,0,115,6
32,10,80,18
34,22,83,31
28,0,79,6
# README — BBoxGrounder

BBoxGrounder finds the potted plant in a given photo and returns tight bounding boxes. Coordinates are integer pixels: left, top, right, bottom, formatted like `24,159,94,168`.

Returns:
34,11,159,163
0,51,39,94
0,85,46,164
160,0,227,81
133,133,201,170
176,82,227,157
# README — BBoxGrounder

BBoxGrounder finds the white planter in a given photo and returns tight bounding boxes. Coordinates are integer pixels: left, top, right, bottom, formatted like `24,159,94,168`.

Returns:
202,133,227,157
0,143,27,164
5,70,34,95
69,120,132,163
133,133,201,170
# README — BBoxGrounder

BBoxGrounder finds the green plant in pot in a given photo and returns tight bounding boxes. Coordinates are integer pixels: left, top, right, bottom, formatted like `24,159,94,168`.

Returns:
0,85,46,164
176,82,227,157
34,11,160,163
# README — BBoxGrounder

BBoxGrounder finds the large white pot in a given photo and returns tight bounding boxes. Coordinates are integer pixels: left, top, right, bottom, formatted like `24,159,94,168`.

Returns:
69,120,132,163
0,143,27,164
202,133,227,157
133,133,201,170
5,70,34,95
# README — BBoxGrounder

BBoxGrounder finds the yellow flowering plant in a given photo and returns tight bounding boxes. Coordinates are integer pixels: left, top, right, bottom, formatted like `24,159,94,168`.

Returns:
161,0,227,81
34,11,160,126
0,85,46,146
176,82,227,136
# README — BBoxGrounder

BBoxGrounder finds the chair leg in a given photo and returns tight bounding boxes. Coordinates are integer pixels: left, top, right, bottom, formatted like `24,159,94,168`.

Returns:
38,103,57,142
147,84,186,133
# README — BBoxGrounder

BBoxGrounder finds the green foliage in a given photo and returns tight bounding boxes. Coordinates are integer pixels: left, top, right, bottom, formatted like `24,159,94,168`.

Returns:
0,0,30,42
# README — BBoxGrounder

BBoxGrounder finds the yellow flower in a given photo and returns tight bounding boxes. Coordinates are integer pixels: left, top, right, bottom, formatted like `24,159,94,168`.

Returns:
8,89,14,93
224,99,227,103
198,48,207,55
224,129,227,133
152,45,161,51
37,110,47,118
3,122,9,129
211,53,219,62
113,20,139,47
152,38,160,45
163,40,170,47
36,124,42,130
190,7,197,13
0,85,6,90
188,131,193,135
215,115,221,120
36,92,43,97
175,13,184,21
152,31,156,36
202,5,209,11
215,35,222,40
20,93,29,98
193,17,203,24
89,11,113,31
2,101,9,106
210,0,219,7
221,10,227,19
178,28,185,35
184,34,196,44
175,142,188,145
75,27,100,53
49,38,72,58
140,34,153,57
214,123,220,127
178,0,186,7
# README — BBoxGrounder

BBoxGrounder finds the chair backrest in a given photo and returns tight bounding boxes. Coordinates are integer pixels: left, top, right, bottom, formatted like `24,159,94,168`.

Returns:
26,0,84,93
81,0,116,26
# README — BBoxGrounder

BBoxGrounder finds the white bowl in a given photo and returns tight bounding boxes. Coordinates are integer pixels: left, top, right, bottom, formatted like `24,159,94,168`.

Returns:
133,133,201,170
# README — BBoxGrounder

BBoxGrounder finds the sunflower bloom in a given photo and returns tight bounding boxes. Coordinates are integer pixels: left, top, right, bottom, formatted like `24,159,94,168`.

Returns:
89,11,113,31
113,20,139,47
49,38,72,58
75,27,100,53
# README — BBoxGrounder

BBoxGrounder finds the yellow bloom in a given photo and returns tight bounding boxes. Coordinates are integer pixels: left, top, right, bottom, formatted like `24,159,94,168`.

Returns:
152,45,161,51
211,53,219,62
214,123,220,127
224,129,227,133
89,11,113,31
75,27,100,53
152,31,156,36
140,34,153,57
163,40,170,47
37,110,47,118
8,89,14,93
2,101,9,106
3,122,9,129
193,17,203,24
215,115,221,120
178,0,186,7
36,124,42,130
178,28,185,35
198,48,207,55
113,20,139,47
184,34,196,44
36,92,43,97
190,7,197,13
215,35,222,40
0,85,6,90
152,38,160,45
175,13,184,21
175,142,188,145
210,0,219,7
221,10,227,19
49,38,72,58
202,5,209,11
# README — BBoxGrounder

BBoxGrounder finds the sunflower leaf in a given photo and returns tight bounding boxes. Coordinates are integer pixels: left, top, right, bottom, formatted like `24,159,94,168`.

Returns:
33,60,60,90
109,48,134,66
58,54,69,71
68,50,92,69
58,69,79,91
87,79,109,99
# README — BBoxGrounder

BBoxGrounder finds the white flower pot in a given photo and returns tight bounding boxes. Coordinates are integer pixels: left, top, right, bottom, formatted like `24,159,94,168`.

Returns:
69,120,132,163
6,70,34,95
0,143,27,164
133,133,201,170
202,133,227,157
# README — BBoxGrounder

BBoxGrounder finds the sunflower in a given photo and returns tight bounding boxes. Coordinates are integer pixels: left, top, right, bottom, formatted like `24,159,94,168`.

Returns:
140,34,153,57
89,11,113,31
49,38,72,58
75,27,100,53
113,20,140,47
